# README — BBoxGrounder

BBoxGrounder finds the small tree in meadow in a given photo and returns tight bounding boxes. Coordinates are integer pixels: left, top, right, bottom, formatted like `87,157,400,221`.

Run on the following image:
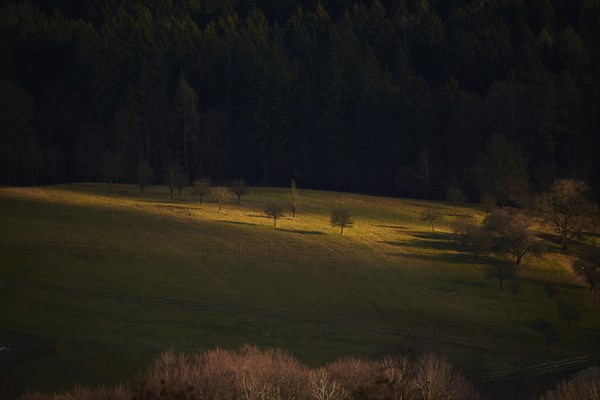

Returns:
420,207,442,231
529,318,559,352
191,177,211,203
572,256,600,292
544,284,558,305
165,163,185,199
330,209,354,235
211,186,231,211
230,178,249,204
556,299,582,329
264,204,285,228
485,261,516,288
510,277,523,301
538,179,598,249
138,160,154,195
290,179,299,219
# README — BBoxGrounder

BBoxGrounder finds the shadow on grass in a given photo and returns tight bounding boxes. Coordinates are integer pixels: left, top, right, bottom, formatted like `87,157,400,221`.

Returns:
538,232,600,258
216,220,257,226
280,229,324,235
381,237,457,253
247,214,273,219
372,224,409,230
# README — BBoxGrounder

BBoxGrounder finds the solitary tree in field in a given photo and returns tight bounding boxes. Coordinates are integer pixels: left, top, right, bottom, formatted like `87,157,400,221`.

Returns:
485,210,545,265
544,284,558,305
529,318,559,352
330,209,354,235
290,179,299,219
230,178,249,204
211,186,231,211
191,177,211,203
101,150,125,189
264,204,285,228
556,299,581,329
137,160,154,195
420,207,442,231
572,256,600,291
538,179,598,249
510,277,523,301
451,216,478,253
485,261,516,288
165,163,185,199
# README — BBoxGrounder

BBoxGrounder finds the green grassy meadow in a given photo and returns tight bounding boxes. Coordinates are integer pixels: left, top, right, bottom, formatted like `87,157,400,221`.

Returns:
0,183,599,392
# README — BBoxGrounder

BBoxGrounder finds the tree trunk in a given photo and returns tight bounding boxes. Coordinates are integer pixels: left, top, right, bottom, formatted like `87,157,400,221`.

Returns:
516,255,522,265
340,226,344,235
273,218,277,228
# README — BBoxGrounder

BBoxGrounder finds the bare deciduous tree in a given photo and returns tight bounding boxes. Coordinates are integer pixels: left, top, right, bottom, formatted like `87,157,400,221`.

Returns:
101,150,125,189
544,284,558,305
211,186,231,211
572,256,600,291
529,318,559,352
451,216,478,253
510,277,522,301
556,299,581,329
264,204,284,228
413,353,478,400
485,261,516,288
381,355,412,400
230,178,249,204
421,207,442,231
538,179,598,249
330,208,354,235
137,159,154,195
290,179,299,219
165,163,186,199
310,369,346,400
485,210,545,265
191,177,211,203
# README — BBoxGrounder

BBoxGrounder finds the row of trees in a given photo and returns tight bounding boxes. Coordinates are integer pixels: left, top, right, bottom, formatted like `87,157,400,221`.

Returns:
21,345,479,400
2,1,599,201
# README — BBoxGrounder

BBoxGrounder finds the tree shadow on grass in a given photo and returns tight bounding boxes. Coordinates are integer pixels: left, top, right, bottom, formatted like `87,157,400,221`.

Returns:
381,238,458,253
537,232,600,257
279,229,324,235
215,220,257,226
386,251,463,265
247,214,272,219
372,224,409,230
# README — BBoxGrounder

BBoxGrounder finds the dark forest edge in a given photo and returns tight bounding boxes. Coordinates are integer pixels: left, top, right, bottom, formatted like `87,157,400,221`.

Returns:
1,0,599,201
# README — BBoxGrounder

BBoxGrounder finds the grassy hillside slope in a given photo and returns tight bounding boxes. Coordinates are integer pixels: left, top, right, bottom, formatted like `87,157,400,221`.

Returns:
0,183,598,392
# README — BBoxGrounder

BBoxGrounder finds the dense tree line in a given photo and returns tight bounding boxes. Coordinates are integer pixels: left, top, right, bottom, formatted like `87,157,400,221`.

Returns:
1,0,599,202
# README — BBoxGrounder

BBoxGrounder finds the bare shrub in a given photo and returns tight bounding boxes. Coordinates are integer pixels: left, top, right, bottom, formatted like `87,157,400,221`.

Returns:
310,368,347,400
211,186,231,211
19,347,480,400
413,353,479,400
540,376,600,400
326,358,382,399
380,355,413,400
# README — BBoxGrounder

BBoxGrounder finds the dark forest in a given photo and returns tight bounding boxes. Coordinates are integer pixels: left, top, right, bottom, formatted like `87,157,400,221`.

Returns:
1,0,599,202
